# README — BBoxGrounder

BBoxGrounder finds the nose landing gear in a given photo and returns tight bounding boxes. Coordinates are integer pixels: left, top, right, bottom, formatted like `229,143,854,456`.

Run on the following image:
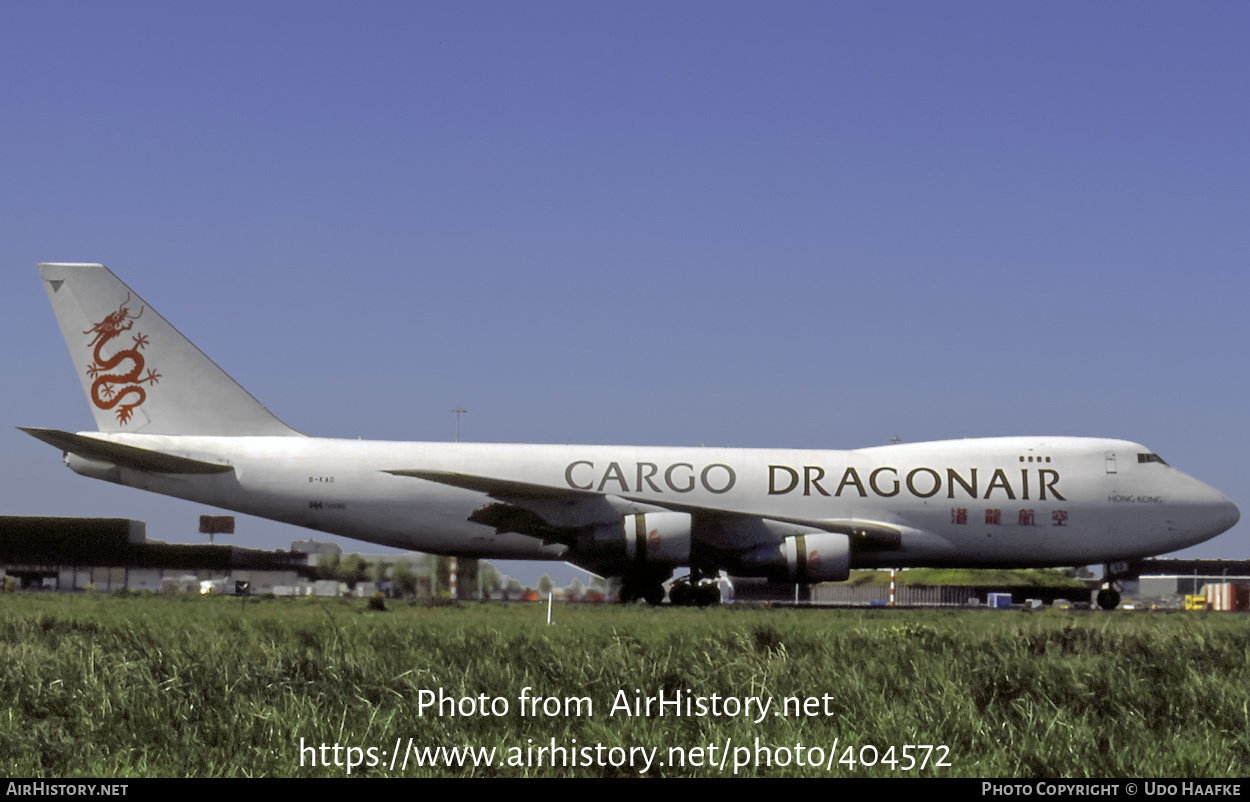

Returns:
1096,560,1140,610
1095,586,1121,611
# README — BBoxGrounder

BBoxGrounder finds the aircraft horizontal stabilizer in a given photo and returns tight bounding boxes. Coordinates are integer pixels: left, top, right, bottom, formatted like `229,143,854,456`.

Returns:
19,428,235,475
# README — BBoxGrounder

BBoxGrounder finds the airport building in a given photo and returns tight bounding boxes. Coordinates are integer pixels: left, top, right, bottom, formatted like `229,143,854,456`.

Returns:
0,516,464,599
1121,558,1250,610
0,516,308,593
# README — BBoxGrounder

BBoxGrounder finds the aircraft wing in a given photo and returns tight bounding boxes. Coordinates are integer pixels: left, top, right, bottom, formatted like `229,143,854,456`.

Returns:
385,469,640,545
384,469,599,501
384,467,902,552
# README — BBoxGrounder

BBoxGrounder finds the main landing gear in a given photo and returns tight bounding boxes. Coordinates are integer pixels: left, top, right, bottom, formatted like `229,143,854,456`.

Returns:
668,570,722,606
616,569,723,606
617,575,666,606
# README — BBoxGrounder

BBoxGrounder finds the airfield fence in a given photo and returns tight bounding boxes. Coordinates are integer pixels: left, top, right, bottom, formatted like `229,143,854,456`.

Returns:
810,583,981,607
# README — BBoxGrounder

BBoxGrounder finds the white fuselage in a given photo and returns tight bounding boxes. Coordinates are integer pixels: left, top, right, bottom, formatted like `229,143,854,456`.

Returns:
67,433,1239,570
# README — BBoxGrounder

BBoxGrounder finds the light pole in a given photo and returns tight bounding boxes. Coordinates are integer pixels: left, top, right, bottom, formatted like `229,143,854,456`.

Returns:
452,407,467,442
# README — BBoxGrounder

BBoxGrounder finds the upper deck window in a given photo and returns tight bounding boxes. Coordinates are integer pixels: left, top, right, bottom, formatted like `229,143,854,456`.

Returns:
1137,453,1168,465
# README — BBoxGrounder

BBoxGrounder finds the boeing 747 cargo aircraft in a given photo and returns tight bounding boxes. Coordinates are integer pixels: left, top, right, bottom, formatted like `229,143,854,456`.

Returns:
23,264,1240,608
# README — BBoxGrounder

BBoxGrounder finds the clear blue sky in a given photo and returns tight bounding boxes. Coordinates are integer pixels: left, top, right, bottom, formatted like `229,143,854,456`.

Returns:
3,3,1247,585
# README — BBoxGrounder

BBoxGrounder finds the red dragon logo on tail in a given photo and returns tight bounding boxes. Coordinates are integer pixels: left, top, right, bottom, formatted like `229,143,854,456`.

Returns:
83,294,160,424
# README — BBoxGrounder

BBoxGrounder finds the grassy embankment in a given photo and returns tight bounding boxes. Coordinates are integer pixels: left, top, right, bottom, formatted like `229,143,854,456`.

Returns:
1,593,1246,777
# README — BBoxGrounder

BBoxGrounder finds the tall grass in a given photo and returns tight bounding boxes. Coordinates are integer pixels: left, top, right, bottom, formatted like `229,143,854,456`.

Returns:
1,594,1246,777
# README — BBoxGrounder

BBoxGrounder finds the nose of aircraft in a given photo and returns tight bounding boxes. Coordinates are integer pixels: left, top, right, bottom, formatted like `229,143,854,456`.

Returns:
1212,495,1241,535
1185,479,1240,542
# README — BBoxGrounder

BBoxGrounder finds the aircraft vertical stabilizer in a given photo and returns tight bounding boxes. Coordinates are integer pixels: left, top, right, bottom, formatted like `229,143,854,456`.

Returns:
38,263,300,437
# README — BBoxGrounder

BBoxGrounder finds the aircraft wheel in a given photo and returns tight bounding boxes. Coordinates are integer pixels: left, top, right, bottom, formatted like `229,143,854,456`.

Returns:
670,583,695,606
643,582,666,606
1096,588,1121,610
695,583,721,606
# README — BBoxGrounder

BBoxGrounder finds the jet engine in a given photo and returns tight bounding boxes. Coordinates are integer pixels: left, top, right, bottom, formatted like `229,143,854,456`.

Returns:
576,511,692,566
781,532,850,583
738,531,851,583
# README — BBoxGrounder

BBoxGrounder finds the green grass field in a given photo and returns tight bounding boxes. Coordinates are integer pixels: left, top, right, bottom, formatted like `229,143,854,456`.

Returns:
2,593,1247,777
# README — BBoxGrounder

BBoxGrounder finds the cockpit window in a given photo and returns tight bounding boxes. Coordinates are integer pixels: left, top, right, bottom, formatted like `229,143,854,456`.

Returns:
1138,453,1168,465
